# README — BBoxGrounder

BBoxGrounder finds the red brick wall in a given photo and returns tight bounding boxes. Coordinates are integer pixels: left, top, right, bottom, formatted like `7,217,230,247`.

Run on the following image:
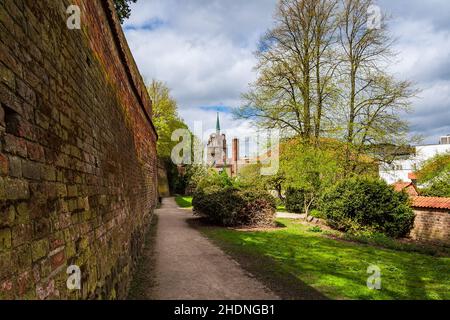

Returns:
0,0,158,299
410,209,450,245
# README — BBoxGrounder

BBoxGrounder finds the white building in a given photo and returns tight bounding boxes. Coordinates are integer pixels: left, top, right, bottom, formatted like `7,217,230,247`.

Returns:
379,135,450,184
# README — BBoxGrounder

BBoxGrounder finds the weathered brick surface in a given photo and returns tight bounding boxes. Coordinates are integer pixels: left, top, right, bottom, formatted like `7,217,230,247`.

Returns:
0,0,158,299
410,209,450,245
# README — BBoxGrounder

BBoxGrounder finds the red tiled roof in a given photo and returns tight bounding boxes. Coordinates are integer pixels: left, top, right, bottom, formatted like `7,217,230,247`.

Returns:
393,182,411,192
393,182,419,196
408,172,417,180
412,196,450,210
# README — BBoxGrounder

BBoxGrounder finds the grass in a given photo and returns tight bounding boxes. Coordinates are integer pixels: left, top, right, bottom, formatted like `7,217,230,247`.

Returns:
276,205,287,212
198,218,450,300
175,195,193,208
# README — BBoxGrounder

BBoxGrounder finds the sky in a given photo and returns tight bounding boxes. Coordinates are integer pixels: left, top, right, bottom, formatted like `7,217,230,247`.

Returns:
123,0,450,147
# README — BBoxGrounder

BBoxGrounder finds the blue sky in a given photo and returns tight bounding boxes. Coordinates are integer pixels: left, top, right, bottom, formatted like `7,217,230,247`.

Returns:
123,0,450,145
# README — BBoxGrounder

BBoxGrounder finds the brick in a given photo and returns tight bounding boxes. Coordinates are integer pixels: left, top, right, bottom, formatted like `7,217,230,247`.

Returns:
0,279,14,300
3,134,27,157
49,249,65,270
0,227,12,250
5,178,29,200
0,251,12,279
26,142,44,162
0,205,15,228
0,153,8,176
22,160,41,180
11,223,32,248
15,202,30,224
13,244,32,273
16,78,36,106
33,217,51,239
67,185,77,197
0,105,4,127
31,238,49,262
0,63,15,90
7,155,21,177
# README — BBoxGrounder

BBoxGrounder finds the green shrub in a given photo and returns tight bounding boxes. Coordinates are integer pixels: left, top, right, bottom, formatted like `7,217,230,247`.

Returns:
192,186,276,227
320,177,415,238
421,178,450,197
309,209,325,219
285,187,305,213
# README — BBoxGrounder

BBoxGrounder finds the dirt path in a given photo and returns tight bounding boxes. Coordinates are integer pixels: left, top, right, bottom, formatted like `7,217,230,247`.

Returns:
147,197,279,300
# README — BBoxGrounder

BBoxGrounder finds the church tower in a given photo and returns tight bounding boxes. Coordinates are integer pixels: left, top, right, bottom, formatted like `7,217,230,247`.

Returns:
207,113,227,166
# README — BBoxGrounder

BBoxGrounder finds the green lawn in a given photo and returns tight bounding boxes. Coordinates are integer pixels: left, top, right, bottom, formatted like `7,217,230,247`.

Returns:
276,205,287,212
198,219,450,300
175,196,193,208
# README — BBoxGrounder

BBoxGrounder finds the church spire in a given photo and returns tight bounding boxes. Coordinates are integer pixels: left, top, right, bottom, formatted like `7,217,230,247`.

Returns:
216,112,221,133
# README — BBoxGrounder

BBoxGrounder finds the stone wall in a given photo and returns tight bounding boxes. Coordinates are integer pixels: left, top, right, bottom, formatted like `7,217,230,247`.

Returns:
410,209,450,245
0,0,158,299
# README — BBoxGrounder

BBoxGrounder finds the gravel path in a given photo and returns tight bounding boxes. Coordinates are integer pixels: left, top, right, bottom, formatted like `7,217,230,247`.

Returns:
149,197,279,300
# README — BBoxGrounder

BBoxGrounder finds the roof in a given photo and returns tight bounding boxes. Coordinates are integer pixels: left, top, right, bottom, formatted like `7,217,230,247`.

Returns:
412,196,450,210
216,113,221,132
393,182,419,196
408,172,417,180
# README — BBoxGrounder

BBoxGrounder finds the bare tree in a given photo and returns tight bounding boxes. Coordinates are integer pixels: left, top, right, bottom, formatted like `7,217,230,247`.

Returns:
236,0,417,172
336,0,417,169
235,0,339,141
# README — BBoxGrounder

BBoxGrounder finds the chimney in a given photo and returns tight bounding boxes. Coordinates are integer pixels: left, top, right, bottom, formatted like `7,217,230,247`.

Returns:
232,138,239,176
232,138,239,162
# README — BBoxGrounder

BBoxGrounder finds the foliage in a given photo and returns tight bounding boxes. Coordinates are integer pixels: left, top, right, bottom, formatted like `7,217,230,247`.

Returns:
285,188,306,213
195,169,233,191
201,218,450,300
192,186,276,227
113,0,137,23
320,177,415,238
417,153,450,197
421,180,450,198
308,226,323,233
148,80,189,159
234,0,416,170
147,80,199,195
237,163,268,189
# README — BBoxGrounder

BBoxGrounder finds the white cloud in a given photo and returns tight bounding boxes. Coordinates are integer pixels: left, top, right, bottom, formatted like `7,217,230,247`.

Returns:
124,0,450,145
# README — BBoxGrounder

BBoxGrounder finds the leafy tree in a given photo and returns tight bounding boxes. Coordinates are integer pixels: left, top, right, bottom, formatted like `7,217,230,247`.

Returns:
147,80,188,158
417,153,450,197
279,137,378,214
147,80,196,194
113,0,137,23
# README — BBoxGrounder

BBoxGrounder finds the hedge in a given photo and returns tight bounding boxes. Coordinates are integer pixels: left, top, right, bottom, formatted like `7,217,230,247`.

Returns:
320,177,415,238
192,186,276,227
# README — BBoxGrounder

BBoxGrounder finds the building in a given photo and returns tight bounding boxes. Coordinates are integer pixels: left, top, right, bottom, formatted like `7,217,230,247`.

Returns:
207,113,228,167
379,135,450,184
206,113,248,177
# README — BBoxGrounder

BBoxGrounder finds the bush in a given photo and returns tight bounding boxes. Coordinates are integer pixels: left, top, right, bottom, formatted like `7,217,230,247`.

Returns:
285,188,305,213
320,177,415,238
192,186,276,227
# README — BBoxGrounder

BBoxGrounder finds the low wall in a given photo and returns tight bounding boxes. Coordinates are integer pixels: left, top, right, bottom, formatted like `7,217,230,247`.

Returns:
410,209,450,245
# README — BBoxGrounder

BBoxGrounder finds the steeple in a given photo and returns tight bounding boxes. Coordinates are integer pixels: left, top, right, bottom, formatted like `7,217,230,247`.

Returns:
216,112,221,133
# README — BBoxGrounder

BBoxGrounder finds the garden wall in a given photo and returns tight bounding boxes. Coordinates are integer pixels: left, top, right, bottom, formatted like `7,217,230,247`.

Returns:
0,0,158,299
410,208,450,245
